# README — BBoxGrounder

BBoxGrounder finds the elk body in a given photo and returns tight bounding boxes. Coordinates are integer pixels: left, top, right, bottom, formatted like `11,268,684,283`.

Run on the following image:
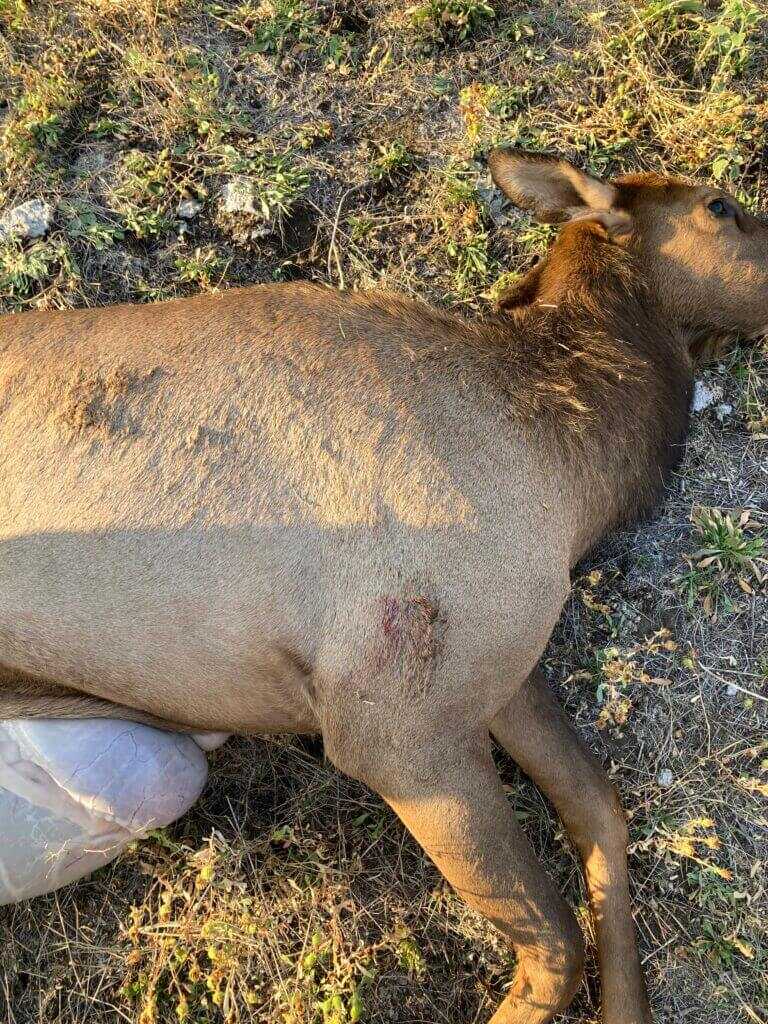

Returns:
1,150,767,1024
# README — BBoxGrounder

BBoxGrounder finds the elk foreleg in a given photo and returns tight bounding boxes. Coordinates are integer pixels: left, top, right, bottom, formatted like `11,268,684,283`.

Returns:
327,727,585,1024
491,668,651,1024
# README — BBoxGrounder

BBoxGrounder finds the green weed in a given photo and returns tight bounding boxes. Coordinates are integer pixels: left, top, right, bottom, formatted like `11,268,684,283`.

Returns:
62,201,125,250
249,0,318,55
174,247,226,288
369,140,413,183
408,0,495,43
0,238,77,307
690,507,765,582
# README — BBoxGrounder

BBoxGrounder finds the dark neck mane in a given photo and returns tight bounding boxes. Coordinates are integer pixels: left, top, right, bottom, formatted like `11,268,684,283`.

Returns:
476,221,694,553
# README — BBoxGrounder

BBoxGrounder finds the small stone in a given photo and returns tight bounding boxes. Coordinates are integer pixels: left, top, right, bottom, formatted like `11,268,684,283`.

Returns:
476,179,513,228
726,683,739,697
715,402,733,421
220,177,259,216
657,768,674,789
0,199,54,241
177,198,202,219
477,175,529,230
220,177,276,240
72,148,110,177
691,380,722,413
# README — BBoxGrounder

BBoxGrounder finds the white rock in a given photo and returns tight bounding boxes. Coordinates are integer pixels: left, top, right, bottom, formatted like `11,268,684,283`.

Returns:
221,177,259,216
478,176,531,230
476,180,513,227
691,380,722,413
725,683,739,697
177,198,202,219
0,199,54,241
657,768,674,789
715,402,733,421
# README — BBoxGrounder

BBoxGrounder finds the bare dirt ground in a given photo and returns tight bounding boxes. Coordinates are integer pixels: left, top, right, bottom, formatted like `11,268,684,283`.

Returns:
0,2,766,1023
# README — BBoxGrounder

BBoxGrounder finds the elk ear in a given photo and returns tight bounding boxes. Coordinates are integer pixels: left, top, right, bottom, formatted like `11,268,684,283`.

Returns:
488,148,618,224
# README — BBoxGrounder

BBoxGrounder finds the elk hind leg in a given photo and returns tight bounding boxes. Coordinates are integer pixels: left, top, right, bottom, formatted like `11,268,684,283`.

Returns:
0,665,193,731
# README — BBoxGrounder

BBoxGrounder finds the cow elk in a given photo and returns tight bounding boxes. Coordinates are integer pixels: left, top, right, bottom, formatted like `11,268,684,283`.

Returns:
1,148,767,1023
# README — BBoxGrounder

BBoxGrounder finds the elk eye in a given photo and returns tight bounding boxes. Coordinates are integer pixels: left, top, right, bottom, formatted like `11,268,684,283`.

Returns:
707,198,730,218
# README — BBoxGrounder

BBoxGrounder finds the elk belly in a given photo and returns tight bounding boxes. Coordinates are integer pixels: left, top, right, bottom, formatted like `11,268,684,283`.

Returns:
0,720,221,904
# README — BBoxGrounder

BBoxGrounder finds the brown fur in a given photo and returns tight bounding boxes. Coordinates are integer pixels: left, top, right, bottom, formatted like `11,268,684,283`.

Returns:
490,218,693,538
1,148,767,1024
0,666,190,731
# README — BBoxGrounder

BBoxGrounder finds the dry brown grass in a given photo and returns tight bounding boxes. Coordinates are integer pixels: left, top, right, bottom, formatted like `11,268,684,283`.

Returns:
1,2,767,1022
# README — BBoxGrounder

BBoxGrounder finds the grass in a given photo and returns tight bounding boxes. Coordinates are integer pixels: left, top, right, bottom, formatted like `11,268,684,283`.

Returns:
0,2,767,1023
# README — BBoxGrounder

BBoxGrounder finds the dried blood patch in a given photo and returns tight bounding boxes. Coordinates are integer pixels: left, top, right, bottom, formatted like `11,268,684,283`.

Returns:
379,593,444,693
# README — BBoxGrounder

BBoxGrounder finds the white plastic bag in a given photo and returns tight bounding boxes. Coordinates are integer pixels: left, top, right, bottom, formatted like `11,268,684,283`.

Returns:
0,719,227,905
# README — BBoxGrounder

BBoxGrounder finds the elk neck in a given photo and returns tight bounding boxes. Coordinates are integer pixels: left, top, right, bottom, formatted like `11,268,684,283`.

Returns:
489,220,694,563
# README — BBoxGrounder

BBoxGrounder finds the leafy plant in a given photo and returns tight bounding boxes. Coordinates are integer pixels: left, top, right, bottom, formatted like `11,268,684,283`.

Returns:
634,0,764,82
0,0,29,30
690,507,765,583
727,340,768,434
1,70,80,168
446,230,491,293
216,147,309,220
324,32,355,74
517,220,557,256
680,508,766,617
122,207,175,239
408,0,495,43
174,246,226,288
63,201,125,250
395,932,427,977
0,238,77,306
694,0,765,82
369,140,413,182
499,14,535,44
694,921,755,969
110,149,177,239
249,0,318,54
295,118,333,150
678,566,733,619
255,156,310,219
